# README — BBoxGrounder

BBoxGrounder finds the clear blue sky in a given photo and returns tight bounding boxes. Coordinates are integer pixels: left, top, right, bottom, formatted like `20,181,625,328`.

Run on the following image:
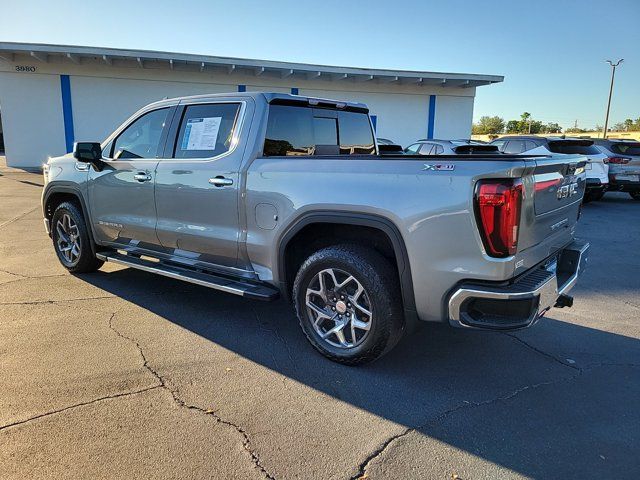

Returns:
2,0,638,129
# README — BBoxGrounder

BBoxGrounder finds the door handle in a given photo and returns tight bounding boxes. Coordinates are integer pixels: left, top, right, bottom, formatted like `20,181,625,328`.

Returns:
134,172,152,182
209,176,234,187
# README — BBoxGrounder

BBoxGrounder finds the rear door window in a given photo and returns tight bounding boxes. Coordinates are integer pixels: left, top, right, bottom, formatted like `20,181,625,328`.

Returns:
173,103,241,159
503,140,526,154
419,143,434,155
524,140,537,152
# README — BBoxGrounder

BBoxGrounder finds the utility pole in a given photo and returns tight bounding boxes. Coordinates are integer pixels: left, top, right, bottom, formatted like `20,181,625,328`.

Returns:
603,59,623,139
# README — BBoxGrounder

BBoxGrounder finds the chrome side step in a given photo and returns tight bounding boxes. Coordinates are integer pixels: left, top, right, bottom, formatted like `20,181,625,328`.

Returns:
96,251,279,301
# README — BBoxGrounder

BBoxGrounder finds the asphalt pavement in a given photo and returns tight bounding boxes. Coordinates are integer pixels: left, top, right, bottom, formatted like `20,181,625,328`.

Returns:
1,157,638,479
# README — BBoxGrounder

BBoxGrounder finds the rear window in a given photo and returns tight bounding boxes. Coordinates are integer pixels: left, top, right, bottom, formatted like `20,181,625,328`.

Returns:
263,105,375,156
338,111,376,154
547,141,600,155
610,142,640,156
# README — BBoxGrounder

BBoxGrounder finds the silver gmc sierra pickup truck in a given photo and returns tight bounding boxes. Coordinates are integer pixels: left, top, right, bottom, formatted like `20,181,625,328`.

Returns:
42,92,589,364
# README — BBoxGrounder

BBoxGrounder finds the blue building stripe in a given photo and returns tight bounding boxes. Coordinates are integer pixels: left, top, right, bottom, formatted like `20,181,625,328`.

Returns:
290,87,299,95
237,84,246,92
427,95,436,139
370,115,377,132
60,75,75,153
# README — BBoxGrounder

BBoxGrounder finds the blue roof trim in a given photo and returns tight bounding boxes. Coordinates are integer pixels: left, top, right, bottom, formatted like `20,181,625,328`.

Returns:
427,95,436,140
60,75,75,153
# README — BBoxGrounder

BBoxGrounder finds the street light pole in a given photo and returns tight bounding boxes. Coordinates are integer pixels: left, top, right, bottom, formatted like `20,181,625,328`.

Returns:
603,59,623,139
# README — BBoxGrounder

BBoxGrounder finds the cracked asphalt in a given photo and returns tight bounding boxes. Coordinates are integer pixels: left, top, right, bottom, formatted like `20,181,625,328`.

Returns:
0,157,638,479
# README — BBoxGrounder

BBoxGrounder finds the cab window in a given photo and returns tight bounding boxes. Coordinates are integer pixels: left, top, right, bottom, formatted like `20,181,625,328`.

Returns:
112,108,169,159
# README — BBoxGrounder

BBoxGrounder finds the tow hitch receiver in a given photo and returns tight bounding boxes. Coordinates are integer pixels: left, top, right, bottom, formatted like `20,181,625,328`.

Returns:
555,294,574,308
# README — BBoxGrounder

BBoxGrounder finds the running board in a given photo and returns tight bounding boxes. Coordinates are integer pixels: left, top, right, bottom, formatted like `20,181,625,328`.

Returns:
96,251,279,301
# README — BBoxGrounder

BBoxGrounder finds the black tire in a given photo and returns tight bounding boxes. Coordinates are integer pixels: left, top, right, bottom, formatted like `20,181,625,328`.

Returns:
591,190,605,201
582,192,593,203
629,191,640,201
292,244,404,365
51,201,104,273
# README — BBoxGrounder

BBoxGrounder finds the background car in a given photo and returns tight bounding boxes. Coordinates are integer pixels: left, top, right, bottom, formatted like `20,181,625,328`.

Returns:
376,137,405,155
591,138,640,200
490,136,609,202
405,139,500,155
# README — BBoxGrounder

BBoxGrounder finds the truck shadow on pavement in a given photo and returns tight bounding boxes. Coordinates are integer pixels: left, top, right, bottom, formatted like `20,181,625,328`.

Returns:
79,268,640,479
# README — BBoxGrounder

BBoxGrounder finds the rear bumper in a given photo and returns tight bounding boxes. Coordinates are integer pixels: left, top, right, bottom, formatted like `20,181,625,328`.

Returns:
608,174,640,192
585,179,607,192
447,240,589,330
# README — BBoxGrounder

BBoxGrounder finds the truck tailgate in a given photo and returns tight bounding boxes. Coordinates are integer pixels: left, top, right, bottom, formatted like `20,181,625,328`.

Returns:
514,154,586,274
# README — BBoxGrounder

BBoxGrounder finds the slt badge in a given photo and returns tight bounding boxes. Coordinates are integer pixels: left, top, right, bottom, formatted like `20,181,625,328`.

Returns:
423,163,455,171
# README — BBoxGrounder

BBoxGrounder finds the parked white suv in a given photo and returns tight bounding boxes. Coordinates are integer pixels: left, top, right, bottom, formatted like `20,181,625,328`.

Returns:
490,136,609,202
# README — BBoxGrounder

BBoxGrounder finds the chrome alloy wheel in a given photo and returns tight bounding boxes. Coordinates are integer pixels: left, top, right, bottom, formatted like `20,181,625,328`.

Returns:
305,268,373,349
55,213,81,265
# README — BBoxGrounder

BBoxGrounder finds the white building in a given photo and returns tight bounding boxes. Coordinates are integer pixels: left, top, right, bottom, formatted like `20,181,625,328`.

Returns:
0,43,503,169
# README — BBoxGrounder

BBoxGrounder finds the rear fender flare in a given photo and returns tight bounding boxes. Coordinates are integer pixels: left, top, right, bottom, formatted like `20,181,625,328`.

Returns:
276,211,417,319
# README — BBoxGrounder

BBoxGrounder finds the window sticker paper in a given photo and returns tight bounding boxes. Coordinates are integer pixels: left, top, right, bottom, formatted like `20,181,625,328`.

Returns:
182,117,222,150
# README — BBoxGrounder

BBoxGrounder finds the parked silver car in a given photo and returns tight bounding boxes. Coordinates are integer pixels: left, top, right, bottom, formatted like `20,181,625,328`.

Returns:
591,138,640,200
405,139,498,155
490,136,609,202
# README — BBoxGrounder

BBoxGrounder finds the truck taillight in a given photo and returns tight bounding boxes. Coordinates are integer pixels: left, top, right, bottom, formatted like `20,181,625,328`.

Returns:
604,156,631,164
475,180,523,258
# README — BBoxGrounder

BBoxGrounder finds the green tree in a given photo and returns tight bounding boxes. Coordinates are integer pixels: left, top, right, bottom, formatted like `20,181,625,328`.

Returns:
541,122,562,134
506,120,521,133
472,116,505,135
506,112,538,133
565,127,588,134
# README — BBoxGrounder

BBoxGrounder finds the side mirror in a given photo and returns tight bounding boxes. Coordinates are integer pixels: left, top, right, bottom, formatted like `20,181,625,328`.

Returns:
73,142,102,163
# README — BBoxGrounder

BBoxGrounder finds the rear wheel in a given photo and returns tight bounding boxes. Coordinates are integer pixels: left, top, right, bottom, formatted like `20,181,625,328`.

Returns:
51,202,104,273
292,245,404,365
629,191,640,201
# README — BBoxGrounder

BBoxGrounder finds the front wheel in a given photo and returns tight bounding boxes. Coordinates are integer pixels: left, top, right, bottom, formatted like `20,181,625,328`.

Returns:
629,191,640,201
51,202,104,273
292,245,404,365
